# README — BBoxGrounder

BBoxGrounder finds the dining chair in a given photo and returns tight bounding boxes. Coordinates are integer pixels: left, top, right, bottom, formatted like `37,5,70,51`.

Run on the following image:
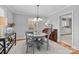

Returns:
25,31,35,53
42,28,51,50
46,28,51,50
35,29,51,51
44,24,52,50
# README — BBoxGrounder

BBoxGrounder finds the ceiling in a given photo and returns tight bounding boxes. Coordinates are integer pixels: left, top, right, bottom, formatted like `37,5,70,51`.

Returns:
6,5,68,18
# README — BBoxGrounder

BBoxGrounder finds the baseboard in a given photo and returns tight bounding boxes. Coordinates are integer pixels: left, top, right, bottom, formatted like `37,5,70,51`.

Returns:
16,39,25,41
16,37,26,41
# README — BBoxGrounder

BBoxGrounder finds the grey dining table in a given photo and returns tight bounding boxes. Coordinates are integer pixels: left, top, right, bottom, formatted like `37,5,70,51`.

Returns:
27,33,48,53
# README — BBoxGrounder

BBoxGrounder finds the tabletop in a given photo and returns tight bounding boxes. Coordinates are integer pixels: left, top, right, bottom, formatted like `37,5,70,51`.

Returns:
0,36,5,39
27,33,47,38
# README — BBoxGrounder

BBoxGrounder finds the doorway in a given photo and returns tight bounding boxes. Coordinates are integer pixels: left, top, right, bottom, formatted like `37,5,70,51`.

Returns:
59,12,73,47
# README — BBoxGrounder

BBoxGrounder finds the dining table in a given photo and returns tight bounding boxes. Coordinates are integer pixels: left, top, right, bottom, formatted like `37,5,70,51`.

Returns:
27,32,48,53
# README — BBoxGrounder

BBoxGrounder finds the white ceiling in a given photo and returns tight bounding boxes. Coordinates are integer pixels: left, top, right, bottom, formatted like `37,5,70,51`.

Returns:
6,5,68,18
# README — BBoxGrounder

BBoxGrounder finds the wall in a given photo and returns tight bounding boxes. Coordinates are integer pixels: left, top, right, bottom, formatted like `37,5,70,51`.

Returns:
47,6,79,49
46,14,59,29
0,5,14,23
13,14,32,39
0,7,5,16
38,18,47,32
0,5,14,36
13,14,47,39
73,6,79,49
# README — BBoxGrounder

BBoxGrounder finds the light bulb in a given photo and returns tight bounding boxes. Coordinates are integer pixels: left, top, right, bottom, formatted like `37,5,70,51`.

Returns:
45,23,48,25
33,18,37,21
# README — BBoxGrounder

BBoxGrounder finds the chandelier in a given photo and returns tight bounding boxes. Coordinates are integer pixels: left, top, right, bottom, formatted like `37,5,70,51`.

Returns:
33,5,43,22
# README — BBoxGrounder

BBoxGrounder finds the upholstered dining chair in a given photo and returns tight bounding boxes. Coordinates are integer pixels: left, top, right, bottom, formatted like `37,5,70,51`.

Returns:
42,27,52,50
25,31,34,53
46,28,51,50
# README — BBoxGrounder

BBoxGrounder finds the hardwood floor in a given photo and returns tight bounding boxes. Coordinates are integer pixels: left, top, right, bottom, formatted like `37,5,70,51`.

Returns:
14,39,79,54
58,41,79,54
9,39,70,54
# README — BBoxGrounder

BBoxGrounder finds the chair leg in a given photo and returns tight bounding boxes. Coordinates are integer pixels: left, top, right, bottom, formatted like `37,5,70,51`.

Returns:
32,41,35,54
26,44,28,53
32,45,34,54
47,38,49,50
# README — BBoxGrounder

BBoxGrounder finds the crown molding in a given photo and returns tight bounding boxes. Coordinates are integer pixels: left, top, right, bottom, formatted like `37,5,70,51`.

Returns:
47,5,72,18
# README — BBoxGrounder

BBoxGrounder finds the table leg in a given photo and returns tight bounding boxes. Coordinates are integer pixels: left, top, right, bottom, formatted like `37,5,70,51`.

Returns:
32,37,34,54
15,33,16,45
3,39,6,54
47,38,49,50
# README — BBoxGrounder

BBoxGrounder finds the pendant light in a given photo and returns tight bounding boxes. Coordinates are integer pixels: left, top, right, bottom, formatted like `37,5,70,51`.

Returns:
34,5,43,22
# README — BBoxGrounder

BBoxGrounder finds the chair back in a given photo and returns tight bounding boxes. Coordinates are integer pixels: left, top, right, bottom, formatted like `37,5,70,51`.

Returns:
25,31,33,42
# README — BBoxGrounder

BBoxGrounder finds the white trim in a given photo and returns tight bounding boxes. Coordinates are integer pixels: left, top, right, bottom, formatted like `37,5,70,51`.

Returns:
47,5,72,18
57,15,60,42
71,10,74,48
16,36,26,40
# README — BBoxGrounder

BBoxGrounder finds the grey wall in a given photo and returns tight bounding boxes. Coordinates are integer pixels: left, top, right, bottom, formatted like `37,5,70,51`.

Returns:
13,14,29,38
47,5,79,49
46,14,59,29
0,6,14,36
0,6,5,16
38,18,48,32
73,6,79,49
13,14,47,39
1,6,13,23
0,5,14,23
